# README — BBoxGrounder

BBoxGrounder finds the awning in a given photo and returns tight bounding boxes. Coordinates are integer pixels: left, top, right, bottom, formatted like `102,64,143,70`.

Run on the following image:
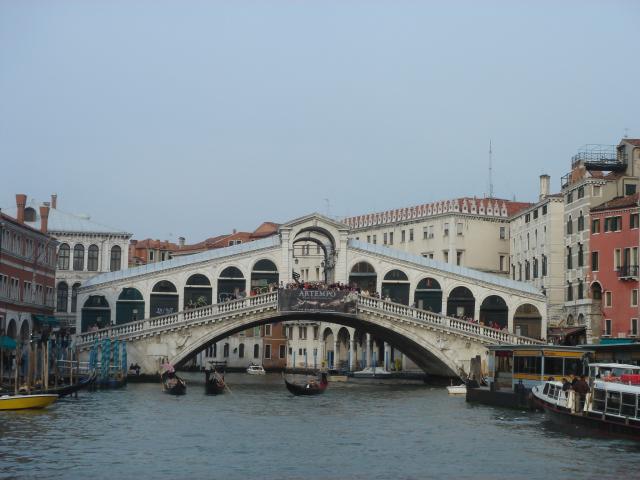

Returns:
599,338,638,345
548,326,585,339
32,315,60,327
0,336,17,349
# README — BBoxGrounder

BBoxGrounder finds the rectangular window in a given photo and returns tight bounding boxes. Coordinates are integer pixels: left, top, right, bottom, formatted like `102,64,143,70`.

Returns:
367,235,371,243
499,226,506,240
264,344,271,359
567,191,573,204
313,326,319,340
632,290,638,307
578,186,584,199
533,209,538,219
567,283,573,301
264,324,272,336
383,233,387,245
456,222,463,236
298,326,307,340
389,232,393,245
409,229,414,241
605,319,612,336
632,319,639,337
499,255,505,271
631,213,639,229
542,205,548,215
592,251,599,272
423,228,428,240
605,291,612,308
456,251,463,266
626,184,637,196
443,251,449,263
592,218,600,234
593,185,601,197
567,247,572,269
525,213,530,223
279,344,286,358
542,255,547,276
401,230,406,242
615,249,621,270
372,235,377,244
443,223,449,237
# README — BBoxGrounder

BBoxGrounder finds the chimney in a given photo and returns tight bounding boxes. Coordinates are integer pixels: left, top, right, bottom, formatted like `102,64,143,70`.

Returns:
539,174,550,200
178,236,185,247
51,194,57,209
15,194,26,223
39,204,50,233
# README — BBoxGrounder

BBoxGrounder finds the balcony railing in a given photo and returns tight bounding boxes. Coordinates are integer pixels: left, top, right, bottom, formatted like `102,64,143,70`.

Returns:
618,265,639,279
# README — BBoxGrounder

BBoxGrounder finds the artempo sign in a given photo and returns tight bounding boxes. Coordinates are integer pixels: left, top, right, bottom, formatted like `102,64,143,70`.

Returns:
278,289,357,314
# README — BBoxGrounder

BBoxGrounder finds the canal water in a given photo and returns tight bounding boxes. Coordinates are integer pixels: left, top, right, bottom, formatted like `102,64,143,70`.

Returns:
1,373,639,480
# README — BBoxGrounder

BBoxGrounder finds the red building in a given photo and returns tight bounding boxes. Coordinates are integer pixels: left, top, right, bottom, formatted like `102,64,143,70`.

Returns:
1,194,59,342
589,193,640,339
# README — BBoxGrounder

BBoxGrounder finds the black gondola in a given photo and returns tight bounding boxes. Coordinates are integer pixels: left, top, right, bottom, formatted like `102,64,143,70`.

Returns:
205,369,226,395
39,371,97,396
284,372,328,396
161,371,186,395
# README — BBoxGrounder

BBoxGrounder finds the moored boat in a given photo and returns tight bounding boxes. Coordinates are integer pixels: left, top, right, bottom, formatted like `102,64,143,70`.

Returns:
284,373,328,396
0,394,58,411
246,364,266,375
205,370,226,395
447,384,467,396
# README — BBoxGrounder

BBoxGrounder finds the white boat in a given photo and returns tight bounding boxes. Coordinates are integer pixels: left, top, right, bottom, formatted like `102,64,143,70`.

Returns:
353,367,390,377
446,384,467,396
246,364,266,375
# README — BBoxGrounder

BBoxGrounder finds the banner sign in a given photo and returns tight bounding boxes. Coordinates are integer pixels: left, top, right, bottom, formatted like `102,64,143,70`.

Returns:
278,289,357,314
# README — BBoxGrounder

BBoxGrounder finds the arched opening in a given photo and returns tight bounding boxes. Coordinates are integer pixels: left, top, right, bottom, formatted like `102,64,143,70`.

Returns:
217,267,245,302
184,274,212,309
223,343,229,358
87,245,99,271
56,281,68,313
73,244,84,271
381,269,410,305
337,327,351,368
253,344,260,359
116,288,145,324
19,321,30,341
251,259,279,294
110,245,122,272
414,278,442,313
591,281,603,300
7,319,17,339
293,226,336,283
349,262,377,293
514,304,542,339
479,295,508,329
446,286,475,318
323,327,335,369
57,243,70,270
238,343,245,359
577,313,585,325
150,280,178,317
566,314,575,326
81,295,110,331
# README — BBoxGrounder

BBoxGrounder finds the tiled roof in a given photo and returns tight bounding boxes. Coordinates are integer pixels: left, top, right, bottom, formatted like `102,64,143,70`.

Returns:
622,139,640,147
349,239,542,295
4,199,130,235
83,235,282,288
591,193,640,212
344,197,533,229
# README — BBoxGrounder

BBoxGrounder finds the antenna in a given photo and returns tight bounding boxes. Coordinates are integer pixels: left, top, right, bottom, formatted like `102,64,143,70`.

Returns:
488,140,494,199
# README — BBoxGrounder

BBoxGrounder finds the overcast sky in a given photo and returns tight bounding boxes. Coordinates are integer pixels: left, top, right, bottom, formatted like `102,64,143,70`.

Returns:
1,0,639,241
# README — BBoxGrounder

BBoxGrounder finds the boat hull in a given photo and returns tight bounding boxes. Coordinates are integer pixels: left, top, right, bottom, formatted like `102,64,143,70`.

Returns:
0,394,58,410
161,373,186,395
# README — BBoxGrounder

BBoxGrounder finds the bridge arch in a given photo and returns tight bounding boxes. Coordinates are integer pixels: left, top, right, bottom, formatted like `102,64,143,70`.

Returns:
348,261,377,292
446,286,475,318
513,303,543,339
150,280,178,317
414,277,442,313
479,295,508,329
381,269,410,305
184,273,212,309
217,266,246,302
116,287,145,324
81,295,110,331
250,259,279,294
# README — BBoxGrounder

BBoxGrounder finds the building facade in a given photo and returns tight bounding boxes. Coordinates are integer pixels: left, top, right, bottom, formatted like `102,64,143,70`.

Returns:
0,196,58,342
590,193,640,339
562,140,640,342
509,175,565,330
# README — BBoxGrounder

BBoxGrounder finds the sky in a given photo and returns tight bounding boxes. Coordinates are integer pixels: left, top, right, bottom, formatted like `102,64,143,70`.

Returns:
1,0,639,242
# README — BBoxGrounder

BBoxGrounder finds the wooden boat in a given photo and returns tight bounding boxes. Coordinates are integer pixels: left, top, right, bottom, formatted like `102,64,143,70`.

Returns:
285,373,328,396
205,370,226,395
0,394,58,411
161,371,186,395
32,371,98,397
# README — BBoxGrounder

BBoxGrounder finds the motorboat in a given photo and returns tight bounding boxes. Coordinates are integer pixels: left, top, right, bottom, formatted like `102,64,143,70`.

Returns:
446,384,467,396
532,364,640,439
246,364,266,375
0,394,58,411
284,373,328,396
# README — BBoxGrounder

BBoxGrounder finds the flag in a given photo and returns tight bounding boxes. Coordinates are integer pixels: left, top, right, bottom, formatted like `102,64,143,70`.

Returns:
292,270,300,283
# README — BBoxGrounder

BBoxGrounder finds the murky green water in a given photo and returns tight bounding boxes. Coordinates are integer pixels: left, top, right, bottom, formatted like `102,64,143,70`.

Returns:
1,373,638,479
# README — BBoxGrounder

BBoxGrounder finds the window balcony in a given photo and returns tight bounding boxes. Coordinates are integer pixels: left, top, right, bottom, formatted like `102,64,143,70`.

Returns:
618,265,639,280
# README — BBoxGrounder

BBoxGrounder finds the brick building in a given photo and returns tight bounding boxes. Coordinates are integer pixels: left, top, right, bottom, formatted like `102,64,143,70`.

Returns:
0,195,58,342
590,193,640,339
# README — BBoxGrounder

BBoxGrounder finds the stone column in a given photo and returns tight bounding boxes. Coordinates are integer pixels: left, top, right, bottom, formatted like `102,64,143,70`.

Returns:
473,300,481,323
384,342,390,370
402,353,407,371
365,333,371,369
333,339,338,369
349,338,355,371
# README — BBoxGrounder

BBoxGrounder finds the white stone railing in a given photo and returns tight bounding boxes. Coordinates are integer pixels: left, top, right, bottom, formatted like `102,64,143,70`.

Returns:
75,291,542,349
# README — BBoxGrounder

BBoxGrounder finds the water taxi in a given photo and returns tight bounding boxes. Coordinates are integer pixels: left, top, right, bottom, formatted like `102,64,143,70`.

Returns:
446,384,467,396
532,365,640,439
246,364,266,375
0,394,58,411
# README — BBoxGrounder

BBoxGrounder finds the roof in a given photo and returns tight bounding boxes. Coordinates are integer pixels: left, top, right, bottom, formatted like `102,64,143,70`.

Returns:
4,199,130,235
0,211,56,240
487,345,590,352
83,235,281,288
348,239,542,296
621,139,640,147
251,222,280,238
591,192,640,212
344,198,533,229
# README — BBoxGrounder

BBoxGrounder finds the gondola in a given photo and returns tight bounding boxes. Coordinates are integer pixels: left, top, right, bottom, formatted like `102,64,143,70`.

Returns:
284,372,328,396
161,371,186,395
33,371,98,396
205,369,226,395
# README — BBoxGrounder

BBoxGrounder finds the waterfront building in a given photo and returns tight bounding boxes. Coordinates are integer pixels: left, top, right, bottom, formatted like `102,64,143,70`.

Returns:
509,175,566,335
0,195,58,342
562,139,640,342
4,194,132,331
589,192,640,340
343,197,532,275
129,238,179,267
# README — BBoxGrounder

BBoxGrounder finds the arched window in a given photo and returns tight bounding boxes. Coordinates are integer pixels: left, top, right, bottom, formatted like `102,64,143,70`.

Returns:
56,282,68,312
223,343,230,358
253,344,260,359
239,343,245,358
73,244,85,271
87,245,99,271
110,245,122,272
57,244,70,270
71,283,81,313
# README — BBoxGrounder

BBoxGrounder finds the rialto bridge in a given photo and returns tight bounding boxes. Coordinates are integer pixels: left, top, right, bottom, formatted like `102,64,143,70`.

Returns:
75,214,547,377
